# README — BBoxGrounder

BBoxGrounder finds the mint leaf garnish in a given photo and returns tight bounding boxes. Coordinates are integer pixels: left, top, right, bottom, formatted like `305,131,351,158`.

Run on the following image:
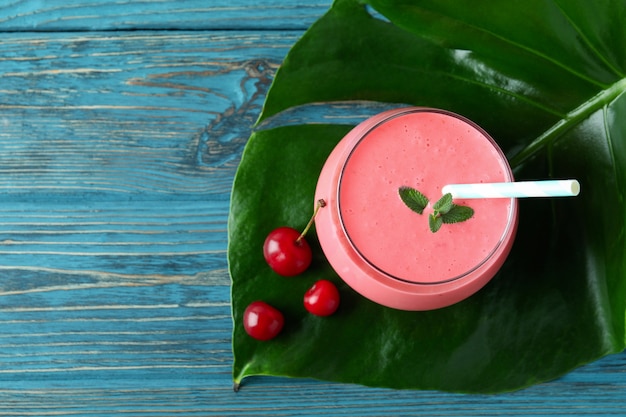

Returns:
433,193,453,215
398,188,474,233
398,186,428,215
441,205,474,224
429,214,443,233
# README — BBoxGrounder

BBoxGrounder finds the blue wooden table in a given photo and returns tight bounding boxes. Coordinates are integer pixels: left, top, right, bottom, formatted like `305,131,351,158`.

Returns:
0,1,624,415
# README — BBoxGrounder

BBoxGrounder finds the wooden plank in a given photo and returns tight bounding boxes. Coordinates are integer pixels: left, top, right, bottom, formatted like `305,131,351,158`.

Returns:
0,355,625,415
0,0,332,31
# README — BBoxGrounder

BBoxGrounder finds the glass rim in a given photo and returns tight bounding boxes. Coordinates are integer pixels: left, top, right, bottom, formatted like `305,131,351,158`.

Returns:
336,107,517,286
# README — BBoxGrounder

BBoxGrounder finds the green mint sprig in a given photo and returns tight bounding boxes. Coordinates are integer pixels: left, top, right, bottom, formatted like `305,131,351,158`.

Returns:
398,186,474,233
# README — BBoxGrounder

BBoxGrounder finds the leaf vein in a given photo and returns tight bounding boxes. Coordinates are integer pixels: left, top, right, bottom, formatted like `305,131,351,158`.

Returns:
553,0,625,79
407,5,611,89
443,71,566,118
510,77,626,168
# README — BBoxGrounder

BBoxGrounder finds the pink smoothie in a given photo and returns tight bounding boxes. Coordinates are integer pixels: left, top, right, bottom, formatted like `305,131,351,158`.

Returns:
314,108,518,310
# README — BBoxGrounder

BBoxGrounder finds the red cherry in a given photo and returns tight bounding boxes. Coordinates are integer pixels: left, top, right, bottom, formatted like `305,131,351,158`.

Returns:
303,279,340,316
243,301,284,341
263,226,312,276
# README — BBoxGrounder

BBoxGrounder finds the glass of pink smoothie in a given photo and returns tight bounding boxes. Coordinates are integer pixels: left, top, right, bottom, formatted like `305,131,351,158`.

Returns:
314,107,518,311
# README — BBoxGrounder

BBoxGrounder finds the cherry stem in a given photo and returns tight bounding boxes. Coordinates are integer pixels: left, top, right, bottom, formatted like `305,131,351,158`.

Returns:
296,199,326,244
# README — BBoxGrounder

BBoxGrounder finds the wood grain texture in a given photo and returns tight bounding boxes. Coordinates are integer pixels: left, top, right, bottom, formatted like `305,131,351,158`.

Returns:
0,2,625,416
0,30,281,414
0,31,290,196
0,0,332,31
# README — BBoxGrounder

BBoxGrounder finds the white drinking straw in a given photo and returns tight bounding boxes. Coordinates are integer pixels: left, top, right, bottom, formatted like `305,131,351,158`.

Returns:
442,179,580,199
